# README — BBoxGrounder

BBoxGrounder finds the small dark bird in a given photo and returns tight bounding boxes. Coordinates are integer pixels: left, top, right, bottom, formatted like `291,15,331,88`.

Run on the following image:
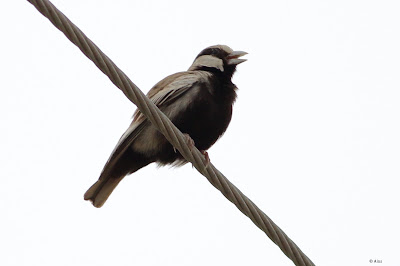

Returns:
84,45,247,207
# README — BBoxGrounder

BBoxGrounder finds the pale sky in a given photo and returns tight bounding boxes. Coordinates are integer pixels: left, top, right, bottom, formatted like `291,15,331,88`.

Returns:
1,1,400,265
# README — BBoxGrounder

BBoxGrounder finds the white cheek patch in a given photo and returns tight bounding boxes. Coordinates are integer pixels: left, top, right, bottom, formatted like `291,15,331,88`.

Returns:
189,55,224,72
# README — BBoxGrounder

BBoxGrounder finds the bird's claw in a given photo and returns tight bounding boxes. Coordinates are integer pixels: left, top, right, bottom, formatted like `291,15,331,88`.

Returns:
173,134,195,153
183,133,195,151
200,150,210,167
182,134,210,167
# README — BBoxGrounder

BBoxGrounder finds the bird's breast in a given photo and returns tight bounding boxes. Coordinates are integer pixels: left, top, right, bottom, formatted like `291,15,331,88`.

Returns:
172,86,234,151
132,76,236,163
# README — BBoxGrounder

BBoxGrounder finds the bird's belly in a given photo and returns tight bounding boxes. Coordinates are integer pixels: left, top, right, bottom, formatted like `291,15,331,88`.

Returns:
131,90,233,164
176,101,232,151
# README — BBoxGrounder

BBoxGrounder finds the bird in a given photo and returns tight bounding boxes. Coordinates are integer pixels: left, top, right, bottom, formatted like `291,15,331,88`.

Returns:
84,44,247,208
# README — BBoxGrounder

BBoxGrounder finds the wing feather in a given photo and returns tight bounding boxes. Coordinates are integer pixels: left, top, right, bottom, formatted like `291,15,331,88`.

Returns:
99,72,201,177
133,72,203,121
85,71,211,207
98,120,149,180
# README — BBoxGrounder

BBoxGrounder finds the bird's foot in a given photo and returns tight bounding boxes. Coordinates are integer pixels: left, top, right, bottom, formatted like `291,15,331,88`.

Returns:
200,150,210,167
183,133,195,151
182,134,210,167
173,134,195,153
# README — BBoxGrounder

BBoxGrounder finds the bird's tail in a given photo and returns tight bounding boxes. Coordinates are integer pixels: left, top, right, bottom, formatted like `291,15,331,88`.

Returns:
84,148,154,208
84,176,125,208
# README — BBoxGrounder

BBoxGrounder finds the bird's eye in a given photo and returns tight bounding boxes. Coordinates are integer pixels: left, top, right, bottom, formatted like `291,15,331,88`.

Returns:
196,47,223,59
210,48,223,58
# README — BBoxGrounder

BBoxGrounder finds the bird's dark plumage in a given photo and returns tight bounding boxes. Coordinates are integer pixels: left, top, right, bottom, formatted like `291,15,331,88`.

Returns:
84,45,247,207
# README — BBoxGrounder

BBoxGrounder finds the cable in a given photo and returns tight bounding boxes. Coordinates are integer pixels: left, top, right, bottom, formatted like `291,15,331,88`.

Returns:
27,1,315,265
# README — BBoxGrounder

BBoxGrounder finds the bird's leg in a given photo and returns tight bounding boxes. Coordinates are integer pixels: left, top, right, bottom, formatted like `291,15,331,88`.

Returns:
182,133,210,167
200,150,210,166
183,133,195,151
173,134,195,153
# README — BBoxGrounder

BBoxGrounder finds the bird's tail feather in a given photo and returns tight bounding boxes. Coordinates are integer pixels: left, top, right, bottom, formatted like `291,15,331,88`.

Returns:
84,176,124,208
84,150,154,208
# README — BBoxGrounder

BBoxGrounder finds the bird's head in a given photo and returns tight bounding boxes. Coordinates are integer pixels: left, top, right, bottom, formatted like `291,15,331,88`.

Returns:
188,45,247,78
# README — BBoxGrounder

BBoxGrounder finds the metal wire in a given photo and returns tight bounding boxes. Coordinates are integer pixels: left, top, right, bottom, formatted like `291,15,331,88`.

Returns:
27,0,315,265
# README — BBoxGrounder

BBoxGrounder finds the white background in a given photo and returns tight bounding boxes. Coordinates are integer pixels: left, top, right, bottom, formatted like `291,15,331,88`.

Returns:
1,1,399,265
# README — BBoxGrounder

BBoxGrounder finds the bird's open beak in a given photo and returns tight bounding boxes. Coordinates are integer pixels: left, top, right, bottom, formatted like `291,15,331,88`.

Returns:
227,50,248,65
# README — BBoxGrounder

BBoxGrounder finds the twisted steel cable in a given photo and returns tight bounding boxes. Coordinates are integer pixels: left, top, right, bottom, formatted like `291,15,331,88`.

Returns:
27,0,315,265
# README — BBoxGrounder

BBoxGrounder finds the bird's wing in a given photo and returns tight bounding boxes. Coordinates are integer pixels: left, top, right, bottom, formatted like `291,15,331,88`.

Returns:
133,71,202,122
98,119,149,180
100,71,202,178
85,71,207,207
